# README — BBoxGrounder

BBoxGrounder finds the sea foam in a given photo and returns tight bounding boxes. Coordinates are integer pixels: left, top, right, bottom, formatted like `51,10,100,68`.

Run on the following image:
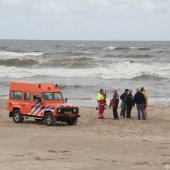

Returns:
0,50,44,59
0,61,169,79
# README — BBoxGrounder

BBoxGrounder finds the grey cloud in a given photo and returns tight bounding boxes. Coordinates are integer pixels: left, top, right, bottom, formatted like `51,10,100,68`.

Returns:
0,0,170,40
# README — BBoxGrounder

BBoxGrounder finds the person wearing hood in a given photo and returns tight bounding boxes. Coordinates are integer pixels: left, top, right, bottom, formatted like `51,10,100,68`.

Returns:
96,89,106,119
125,90,134,118
109,90,119,119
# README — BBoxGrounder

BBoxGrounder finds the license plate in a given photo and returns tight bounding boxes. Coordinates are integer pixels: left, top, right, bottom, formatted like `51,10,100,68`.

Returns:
65,112,72,115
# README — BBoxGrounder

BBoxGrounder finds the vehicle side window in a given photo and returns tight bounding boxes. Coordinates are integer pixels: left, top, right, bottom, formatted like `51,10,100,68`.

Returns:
42,92,63,100
33,93,41,103
10,91,22,100
24,92,31,101
54,93,63,100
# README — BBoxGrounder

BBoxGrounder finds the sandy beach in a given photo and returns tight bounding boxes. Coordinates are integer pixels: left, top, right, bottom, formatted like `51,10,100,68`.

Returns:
0,99,170,170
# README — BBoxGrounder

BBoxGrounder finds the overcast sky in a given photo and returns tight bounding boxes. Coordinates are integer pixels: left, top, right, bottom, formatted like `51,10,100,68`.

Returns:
0,0,170,41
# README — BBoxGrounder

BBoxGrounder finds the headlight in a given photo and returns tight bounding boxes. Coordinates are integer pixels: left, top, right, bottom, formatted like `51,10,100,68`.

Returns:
58,109,61,113
73,109,77,113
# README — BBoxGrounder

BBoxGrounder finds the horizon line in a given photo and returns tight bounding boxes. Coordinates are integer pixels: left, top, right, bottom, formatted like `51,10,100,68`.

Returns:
0,38,170,42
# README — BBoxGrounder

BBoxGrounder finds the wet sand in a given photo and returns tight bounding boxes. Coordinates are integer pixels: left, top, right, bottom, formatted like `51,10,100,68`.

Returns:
0,99,170,170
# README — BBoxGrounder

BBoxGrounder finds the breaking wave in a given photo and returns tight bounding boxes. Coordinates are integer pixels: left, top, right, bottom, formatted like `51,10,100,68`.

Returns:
0,61,169,80
132,74,164,80
114,47,131,50
103,54,153,59
125,54,153,58
42,57,97,68
104,46,152,51
104,46,116,50
138,47,152,50
58,51,91,56
0,58,39,67
0,50,44,59
59,84,92,90
98,61,170,80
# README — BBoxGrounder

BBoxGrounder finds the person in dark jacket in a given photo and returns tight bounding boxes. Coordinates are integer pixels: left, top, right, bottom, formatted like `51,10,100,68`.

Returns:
120,89,129,117
109,90,119,119
125,90,134,118
134,88,146,120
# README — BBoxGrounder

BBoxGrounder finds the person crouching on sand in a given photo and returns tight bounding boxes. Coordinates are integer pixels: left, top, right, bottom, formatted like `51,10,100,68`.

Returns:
141,87,148,119
109,90,119,120
96,89,106,119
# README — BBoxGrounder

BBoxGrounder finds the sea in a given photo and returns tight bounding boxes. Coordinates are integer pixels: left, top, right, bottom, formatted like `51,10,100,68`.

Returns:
0,40,170,107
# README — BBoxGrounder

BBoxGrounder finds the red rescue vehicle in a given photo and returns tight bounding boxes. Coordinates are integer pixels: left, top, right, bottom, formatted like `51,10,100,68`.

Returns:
8,81,80,126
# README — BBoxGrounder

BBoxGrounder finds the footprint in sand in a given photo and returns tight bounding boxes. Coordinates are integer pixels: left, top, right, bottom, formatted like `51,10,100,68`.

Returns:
135,162,149,165
157,146,168,150
48,150,58,153
165,164,170,170
142,139,151,142
162,154,170,157
60,150,70,153
14,154,24,157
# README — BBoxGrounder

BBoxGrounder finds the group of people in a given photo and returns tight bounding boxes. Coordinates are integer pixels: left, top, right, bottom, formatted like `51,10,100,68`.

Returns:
96,87,148,120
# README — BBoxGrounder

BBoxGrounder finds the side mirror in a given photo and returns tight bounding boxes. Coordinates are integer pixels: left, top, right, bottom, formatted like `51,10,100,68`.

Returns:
65,98,68,103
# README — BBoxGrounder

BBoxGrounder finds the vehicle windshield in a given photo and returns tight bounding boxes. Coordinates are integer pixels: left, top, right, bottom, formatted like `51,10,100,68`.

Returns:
42,92,63,100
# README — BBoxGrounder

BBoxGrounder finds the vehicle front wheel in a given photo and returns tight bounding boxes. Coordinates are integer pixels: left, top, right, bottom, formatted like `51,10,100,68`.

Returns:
44,112,55,126
67,117,78,125
13,109,24,123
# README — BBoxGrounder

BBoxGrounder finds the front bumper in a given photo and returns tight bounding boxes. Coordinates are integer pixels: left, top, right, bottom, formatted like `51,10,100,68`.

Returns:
55,113,80,122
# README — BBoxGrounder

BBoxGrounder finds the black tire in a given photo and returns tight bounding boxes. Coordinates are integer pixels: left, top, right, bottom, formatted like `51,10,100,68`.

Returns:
35,118,44,123
13,109,24,123
67,117,78,125
44,112,55,126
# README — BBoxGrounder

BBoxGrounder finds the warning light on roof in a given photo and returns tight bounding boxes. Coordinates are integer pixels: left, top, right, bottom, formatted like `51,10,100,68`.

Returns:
48,85,51,90
55,84,58,88
38,84,41,88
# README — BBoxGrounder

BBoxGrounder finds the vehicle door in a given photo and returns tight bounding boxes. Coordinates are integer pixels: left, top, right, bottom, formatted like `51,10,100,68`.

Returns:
31,93,44,117
22,92,32,115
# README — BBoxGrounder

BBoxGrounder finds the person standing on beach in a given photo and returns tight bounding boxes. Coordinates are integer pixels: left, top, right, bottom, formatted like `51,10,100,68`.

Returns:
109,90,119,120
96,89,106,119
134,88,146,120
141,87,148,119
125,90,134,118
120,89,129,117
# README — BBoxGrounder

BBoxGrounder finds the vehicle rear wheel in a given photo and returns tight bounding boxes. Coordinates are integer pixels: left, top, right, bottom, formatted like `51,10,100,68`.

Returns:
67,117,78,125
44,112,55,126
13,109,24,123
